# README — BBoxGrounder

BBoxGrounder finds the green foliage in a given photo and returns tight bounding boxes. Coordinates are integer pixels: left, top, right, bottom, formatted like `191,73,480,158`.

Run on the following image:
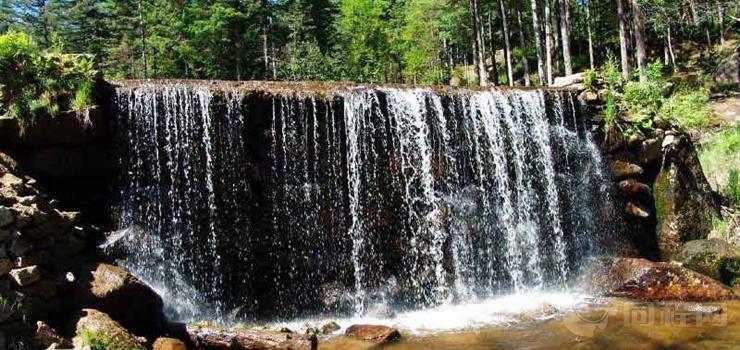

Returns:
399,0,450,85
583,68,597,90
659,89,712,129
0,31,96,126
335,0,395,82
699,126,740,202
80,330,142,350
728,169,740,204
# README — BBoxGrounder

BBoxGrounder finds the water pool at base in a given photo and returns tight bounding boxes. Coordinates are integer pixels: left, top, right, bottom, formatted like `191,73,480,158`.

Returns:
314,297,740,350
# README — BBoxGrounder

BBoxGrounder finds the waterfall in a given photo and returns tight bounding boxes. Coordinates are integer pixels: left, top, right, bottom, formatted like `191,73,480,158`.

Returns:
111,82,613,321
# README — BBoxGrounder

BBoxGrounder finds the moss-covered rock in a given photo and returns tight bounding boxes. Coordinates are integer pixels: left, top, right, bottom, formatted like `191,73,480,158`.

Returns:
654,135,719,260
674,238,740,281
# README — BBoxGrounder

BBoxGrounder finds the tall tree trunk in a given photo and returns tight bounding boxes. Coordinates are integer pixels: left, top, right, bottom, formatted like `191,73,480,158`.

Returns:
585,0,595,69
558,0,572,75
705,28,712,47
499,0,514,86
263,28,269,79
664,42,669,65
487,12,499,85
551,0,561,75
717,0,725,45
516,5,531,86
544,0,554,84
630,0,647,82
617,0,630,80
469,0,488,86
530,0,546,85
667,26,676,65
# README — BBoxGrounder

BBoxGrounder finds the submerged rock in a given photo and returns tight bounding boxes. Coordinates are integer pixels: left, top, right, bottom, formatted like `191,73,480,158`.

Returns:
516,303,559,322
187,324,318,350
675,238,740,281
345,324,401,345
584,258,736,301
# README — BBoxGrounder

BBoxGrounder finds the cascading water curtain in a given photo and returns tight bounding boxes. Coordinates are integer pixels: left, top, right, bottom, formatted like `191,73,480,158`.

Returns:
113,84,253,321
112,82,614,321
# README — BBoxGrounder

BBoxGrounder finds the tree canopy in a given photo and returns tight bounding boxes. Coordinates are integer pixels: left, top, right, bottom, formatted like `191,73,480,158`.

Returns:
0,0,736,85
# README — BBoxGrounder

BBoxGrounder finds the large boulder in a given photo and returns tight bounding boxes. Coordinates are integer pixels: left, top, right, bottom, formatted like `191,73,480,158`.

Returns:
674,238,740,281
654,135,719,260
73,309,146,350
583,257,736,301
72,263,166,337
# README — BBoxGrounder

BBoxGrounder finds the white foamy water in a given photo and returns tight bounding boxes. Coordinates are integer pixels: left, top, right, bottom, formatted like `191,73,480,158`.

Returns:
274,292,593,335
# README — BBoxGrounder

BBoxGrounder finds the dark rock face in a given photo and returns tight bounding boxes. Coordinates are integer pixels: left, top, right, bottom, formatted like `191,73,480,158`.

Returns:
0,150,99,346
345,324,401,345
584,258,736,301
0,150,174,348
0,108,114,229
654,135,720,260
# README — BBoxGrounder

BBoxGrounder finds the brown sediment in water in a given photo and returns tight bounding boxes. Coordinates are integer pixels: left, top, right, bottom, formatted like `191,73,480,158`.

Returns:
319,299,740,350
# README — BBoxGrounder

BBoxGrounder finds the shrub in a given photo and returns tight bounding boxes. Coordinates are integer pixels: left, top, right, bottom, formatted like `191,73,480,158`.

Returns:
0,31,97,127
602,55,622,90
604,91,618,129
623,80,663,118
583,68,597,90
